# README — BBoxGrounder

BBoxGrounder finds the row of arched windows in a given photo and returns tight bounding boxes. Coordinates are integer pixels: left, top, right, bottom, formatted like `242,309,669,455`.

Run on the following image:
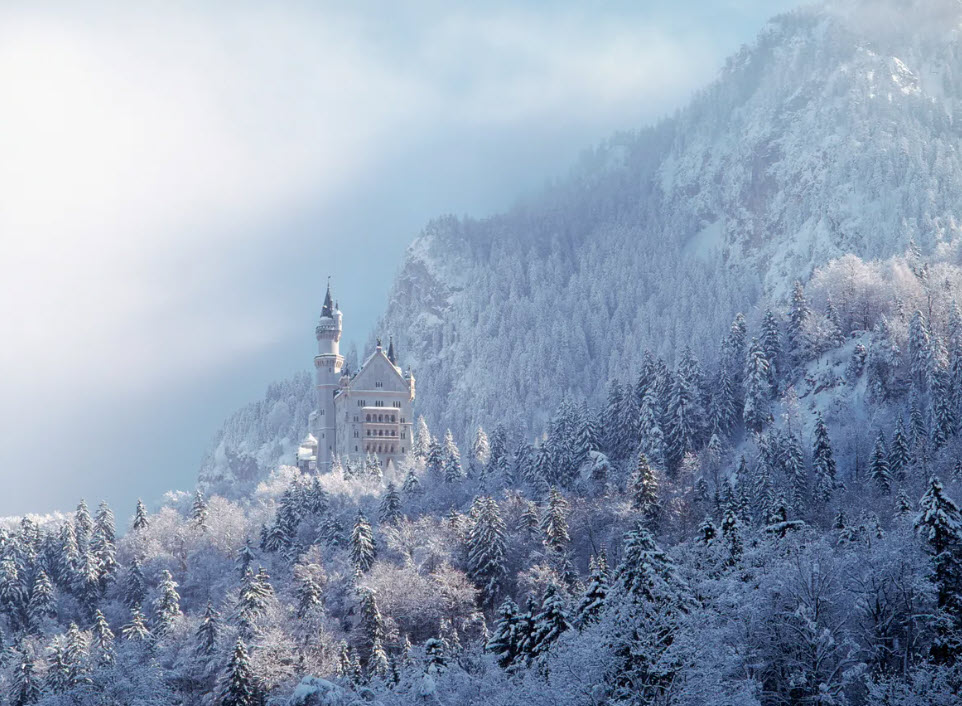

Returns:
365,413,397,423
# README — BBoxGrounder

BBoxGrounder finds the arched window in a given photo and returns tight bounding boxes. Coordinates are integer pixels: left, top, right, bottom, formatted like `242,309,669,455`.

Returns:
390,446,394,453
366,414,371,422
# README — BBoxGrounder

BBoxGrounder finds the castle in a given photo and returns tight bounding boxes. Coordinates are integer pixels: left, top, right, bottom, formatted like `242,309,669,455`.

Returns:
297,282,415,473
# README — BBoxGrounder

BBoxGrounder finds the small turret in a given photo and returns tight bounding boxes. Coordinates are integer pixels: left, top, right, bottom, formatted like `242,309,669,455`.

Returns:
387,336,397,366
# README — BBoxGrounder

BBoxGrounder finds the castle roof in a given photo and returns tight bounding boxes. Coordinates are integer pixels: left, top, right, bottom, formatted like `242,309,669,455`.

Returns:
387,336,397,365
321,279,335,319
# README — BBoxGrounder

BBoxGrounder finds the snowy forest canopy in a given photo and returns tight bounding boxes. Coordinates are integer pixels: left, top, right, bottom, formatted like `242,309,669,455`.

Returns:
2,247,962,705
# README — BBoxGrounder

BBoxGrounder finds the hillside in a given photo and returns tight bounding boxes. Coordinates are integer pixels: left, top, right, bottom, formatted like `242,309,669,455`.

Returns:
376,0,962,442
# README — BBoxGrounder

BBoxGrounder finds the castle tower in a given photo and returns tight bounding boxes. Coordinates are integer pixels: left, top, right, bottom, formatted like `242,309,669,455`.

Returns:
313,280,344,471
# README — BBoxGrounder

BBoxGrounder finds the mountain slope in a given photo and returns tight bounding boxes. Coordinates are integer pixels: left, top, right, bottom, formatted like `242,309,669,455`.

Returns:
377,0,962,440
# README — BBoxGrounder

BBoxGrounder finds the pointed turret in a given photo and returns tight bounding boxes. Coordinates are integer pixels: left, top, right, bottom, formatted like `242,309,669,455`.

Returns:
321,278,335,318
387,336,397,365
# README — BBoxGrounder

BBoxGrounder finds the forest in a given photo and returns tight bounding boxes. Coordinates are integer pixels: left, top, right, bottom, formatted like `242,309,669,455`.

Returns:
0,247,960,705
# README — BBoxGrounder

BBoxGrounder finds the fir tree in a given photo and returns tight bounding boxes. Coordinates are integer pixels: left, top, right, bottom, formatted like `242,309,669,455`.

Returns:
629,452,659,521
466,496,507,609
472,426,491,473
378,483,403,526
486,598,522,669
401,469,422,496
869,431,892,494
529,584,570,659
91,501,118,591
191,490,209,530
91,609,114,665
154,570,182,635
293,563,323,617
576,553,609,627
909,310,933,392
357,588,386,665
350,513,377,572
10,648,42,706
218,638,262,706
761,309,782,392
426,436,444,480
121,605,151,642
787,280,810,367
698,517,717,546
236,540,256,580
132,499,149,531
442,429,464,483
413,416,431,460
540,488,570,554
722,505,743,565
743,337,772,433
889,417,911,482
196,601,219,657
74,500,93,551
812,413,838,501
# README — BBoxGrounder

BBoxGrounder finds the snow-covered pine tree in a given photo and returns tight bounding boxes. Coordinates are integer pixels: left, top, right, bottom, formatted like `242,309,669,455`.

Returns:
378,483,403,526
401,469,422,497
575,553,609,627
743,338,772,433
121,605,151,642
629,452,659,521
413,416,431,461
132,499,149,532
529,584,570,659
191,490,209,530
869,431,892,494
218,638,262,706
486,598,521,669
472,426,490,475
909,310,933,393
91,609,114,665
154,569,182,635
787,280,810,368
812,413,838,501
761,309,782,393
26,570,53,634
540,488,570,554
466,496,507,609
350,513,377,572
889,417,911,482
10,647,42,706
195,600,219,656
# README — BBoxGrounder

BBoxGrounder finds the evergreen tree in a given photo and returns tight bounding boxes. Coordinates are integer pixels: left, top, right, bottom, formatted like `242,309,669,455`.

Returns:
350,513,377,572
787,280,810,367
666,372,697,472
235,540,256,580
909,310,933,392
91,501,118,591
121,605,152,642
708,365,737,438
486,598,522,669
529,584,570,659
91,609,114,665
889,417,911,482
64,622,89,688
574,403,599,470
629,452,659,521
743,338,772,433
914,477,962,662
154,569,182,635
540,488,570,554
74,500,93,551
26,571,53,634
466,496,507,609
781,431,808,513
218,638,262,706
869,431,892,494
236,568,274,635
722,505,743,565
442,429,464,483
576,553,609,627
10,648,42,706
698,517,717,546
426,436,444,480
132,499,149,531
602,381,627,459
812,413,838,501
401,469,422,497
413,416,431,460
761,309,782,392
378,483,403,526
472,426,491,473
191,490,209,530
932,369,956,449
293,564,323,617
196,601,219,657
357,589,386,665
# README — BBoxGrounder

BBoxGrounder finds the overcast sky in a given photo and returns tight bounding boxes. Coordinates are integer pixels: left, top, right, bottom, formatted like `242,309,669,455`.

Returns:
0,0,800,518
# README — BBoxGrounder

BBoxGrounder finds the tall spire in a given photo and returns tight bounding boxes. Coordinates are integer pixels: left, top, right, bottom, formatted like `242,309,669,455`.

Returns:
387,336,397,365
321,277,334,318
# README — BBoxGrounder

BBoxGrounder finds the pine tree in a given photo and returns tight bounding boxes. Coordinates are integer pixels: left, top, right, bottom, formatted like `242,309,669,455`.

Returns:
914,477,962,663
909,310,933,392
154,569,182,635
442,429,464,482
529,584,570,659
602,381,627,460
761,309,782,392
91,609,114,665
574,404,599,470
722,505,743,565
825,297,845,346
350,513,377,572
45,639,69,695
91,501,118,591
413,416,431,460
64,622,89,688
629,452,659,520
236,540,256,580
787,280,810,367
26,571,53,634
666,372,698,472
191,490,209,530
576,553,609,627
708,366,737,438
401,469,422,496
74,500,93,551
486,598,522,669
466,496,507,609
540,488,570,554
932,369,956,449
132,499,149,531
293,564,323,617
472,426,491,472
812,413,838,501
218,638,261,706
869,431,892,494
781,431,808,514
743,338,772,433
121,605,152,642
426,435,444,480
196,601,219,657
10,648,42,706
889,417,911,482
357,588,386,665
698,517,717,545
378,483,403,526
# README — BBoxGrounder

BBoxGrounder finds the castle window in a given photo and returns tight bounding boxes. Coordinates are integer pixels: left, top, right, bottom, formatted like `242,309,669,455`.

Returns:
390,446,394,453
319,408,324,415
366,414,371,422
375,381,382,388
378,414,383,422
391,415,396,423
401,432,406,439
401,447,405,453
400,417,406,424
355,446,358,452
